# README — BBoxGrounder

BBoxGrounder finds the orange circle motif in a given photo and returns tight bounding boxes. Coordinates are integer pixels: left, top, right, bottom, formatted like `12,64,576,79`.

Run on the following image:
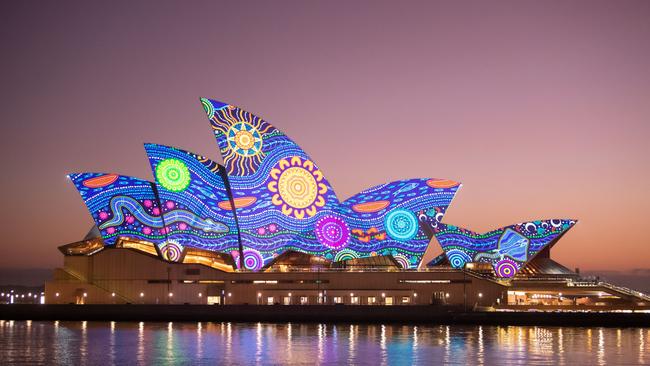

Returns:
267,156,327,219
277,167,318,209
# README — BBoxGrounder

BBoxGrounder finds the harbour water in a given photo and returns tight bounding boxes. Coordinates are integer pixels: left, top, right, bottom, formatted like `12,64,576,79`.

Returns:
1,320,649,365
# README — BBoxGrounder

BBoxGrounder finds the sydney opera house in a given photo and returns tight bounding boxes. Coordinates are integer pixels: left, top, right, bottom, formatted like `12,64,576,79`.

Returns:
45,99,649,310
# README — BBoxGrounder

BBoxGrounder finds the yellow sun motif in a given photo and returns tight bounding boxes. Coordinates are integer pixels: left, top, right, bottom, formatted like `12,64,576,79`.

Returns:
210,106,270,176
267,156,328,219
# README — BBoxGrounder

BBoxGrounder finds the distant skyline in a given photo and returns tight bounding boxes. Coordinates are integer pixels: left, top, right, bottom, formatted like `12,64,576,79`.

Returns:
1,1,649,271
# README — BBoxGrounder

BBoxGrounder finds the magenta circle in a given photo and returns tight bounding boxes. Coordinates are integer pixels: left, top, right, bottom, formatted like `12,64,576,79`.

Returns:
315,215,350,250
495,258,518,278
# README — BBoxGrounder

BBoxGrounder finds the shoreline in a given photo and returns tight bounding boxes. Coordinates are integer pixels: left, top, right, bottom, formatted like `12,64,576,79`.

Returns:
2,304,650,326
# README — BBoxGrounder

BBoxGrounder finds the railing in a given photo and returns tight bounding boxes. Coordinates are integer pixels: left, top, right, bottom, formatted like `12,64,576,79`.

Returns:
59,267,134,303
567,280,650,302
600,282,650,302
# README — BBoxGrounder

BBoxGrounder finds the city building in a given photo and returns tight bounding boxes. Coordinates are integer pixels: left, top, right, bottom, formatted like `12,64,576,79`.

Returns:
45,99,650,310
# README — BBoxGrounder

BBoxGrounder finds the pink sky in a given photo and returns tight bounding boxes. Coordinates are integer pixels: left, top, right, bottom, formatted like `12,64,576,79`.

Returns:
0,1,649,270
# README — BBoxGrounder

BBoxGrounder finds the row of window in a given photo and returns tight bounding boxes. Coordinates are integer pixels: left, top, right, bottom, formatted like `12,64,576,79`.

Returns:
259,295,412,305
150,279,458,285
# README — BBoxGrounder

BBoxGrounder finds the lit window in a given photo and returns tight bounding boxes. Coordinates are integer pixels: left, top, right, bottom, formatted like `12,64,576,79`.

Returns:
367,296,376,305
402,296,410,304
350,296,359,305
333,296,343,304
267,296,274,305
300,296,308,305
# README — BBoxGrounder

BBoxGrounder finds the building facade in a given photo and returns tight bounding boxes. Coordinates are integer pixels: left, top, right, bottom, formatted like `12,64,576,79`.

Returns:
48,98,649,310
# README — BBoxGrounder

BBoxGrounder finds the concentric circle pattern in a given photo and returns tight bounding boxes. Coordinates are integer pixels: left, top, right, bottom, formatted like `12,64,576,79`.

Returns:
242,249,264,271
278,167,318,209
268,156,327,219
495,258,518,278
334,249,359,262
201,98,215,120
384,209,419,241
315,215,350,250
446,249,471,269
160,241,183,262
156,158,191,192
227,122,262,157
392,254,411,269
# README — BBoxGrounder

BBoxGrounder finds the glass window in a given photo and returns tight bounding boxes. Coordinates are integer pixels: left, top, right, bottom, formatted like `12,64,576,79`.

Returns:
283,296,291,305
402,296,410,304
300,296,308,305
207,296,221,305
334,296,343,304
385,297,393,305
267,296,274,305
350,296,359,305
367,296,376,305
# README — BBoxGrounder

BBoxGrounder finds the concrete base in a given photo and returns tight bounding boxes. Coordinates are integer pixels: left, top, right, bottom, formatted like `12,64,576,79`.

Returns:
2,304,650,326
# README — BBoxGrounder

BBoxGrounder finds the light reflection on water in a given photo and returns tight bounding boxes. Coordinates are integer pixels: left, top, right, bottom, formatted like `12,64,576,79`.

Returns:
0,320,649,365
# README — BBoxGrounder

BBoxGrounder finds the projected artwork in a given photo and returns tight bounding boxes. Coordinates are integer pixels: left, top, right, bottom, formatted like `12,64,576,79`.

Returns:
69,173,166,246
69,98,577,274
335,178,461,268
427,219,577,278
202,98,341,268
201,98,461,269
144,144,241,261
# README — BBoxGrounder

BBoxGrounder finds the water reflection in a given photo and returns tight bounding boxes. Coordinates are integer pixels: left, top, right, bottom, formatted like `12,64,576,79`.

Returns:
137,321,144,364
640,328,645,365
0,321,649,365
196,322,202,360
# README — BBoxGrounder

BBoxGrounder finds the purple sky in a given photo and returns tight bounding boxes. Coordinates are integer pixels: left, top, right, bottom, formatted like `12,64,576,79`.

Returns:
1,1,649,271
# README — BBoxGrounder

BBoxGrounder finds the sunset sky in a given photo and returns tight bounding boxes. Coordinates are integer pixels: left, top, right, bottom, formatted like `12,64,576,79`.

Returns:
1,1,649,271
